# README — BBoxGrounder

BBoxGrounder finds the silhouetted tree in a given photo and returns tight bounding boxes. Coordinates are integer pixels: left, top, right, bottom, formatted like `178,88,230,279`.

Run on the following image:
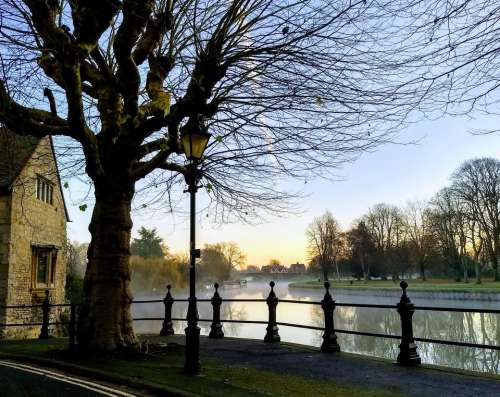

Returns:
346,221,376,281
306,212,342,281
0,0,444,350
404,201,435,281
199,244,231,283
130,227,164,258
451,158,500,281
218,242,247,271
428,188,464,280
409,0,500,132
363,203,408,277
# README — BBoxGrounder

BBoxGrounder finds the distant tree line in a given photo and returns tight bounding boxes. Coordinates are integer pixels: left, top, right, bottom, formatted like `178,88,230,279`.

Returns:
307,158,500,283
198,242,247,283
131,228,247,290
67,228,247,298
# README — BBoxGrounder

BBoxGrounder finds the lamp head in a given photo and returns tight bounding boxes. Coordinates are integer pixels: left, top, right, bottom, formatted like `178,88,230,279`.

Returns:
180,117,211,161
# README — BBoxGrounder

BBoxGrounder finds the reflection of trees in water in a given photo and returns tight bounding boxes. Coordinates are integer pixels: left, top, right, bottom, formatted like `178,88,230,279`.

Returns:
309,305,397,357
221,303,247,336
131,290,499,373
309,303,500,373
415,311,500,373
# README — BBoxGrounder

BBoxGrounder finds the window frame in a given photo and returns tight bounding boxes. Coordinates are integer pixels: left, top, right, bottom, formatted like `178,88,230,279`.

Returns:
31,246,58,290
36,176,54,205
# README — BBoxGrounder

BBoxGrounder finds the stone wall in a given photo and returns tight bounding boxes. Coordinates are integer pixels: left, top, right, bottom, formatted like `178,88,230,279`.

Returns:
3,137,67,338
0,194,11,335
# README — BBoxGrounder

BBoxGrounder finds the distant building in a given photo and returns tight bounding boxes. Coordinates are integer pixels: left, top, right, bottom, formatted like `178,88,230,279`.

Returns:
246,265,260,272
289,262,306,274
0,129,68,338
262,263,288,274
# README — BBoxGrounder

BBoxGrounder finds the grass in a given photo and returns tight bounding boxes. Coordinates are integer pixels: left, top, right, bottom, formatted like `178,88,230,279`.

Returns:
289,278,500,293
0,338,406,397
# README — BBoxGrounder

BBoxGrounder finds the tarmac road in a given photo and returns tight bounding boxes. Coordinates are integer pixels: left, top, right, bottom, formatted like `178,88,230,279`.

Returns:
0,360,138,397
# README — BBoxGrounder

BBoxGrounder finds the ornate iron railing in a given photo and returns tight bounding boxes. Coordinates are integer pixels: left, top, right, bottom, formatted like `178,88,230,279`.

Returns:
1,281,499,365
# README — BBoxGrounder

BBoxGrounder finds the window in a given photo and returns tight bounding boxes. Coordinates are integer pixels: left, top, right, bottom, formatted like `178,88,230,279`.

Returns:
36,176,53,205
32,247,57,289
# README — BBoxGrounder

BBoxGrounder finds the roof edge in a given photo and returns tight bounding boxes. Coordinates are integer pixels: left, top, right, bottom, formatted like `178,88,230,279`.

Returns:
48,136,71,222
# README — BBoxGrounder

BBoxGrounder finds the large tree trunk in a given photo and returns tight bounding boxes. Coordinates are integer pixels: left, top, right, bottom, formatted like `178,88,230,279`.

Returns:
494,238,500,281
77,185,136,350
474,260,482,284
419,260,426,282
322,265,329,282
334,259,340,281
360,255,369,281
463,257,468,283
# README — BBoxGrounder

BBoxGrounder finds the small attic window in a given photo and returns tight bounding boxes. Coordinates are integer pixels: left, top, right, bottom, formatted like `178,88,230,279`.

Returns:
36,176,54,205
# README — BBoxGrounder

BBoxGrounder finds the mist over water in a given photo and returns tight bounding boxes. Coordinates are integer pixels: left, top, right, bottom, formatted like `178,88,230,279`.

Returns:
132,279,500,374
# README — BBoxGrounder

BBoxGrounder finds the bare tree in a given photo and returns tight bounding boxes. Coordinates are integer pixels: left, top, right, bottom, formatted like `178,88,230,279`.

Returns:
403,1,500,131
468,217,485,284
363,203,410,278
429,188,465,280
451,158,500,281
346,221,375,281
199,243,232,283
218,242,247,271
0,1,434,349
404,200,435,281
307,212,343,281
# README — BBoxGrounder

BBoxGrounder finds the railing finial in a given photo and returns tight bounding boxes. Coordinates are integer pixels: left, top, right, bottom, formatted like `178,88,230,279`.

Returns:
264,281,280,343
400,280,408,294
397,280,420,366
399,280,410,304
209,282,224,339
321,281,339,352
160,284,175,336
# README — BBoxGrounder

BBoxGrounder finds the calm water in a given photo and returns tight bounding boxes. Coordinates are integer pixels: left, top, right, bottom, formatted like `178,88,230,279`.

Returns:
132,281,500,374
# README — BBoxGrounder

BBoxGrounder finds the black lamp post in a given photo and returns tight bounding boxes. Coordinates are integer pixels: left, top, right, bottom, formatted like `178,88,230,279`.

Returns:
180,118,211,375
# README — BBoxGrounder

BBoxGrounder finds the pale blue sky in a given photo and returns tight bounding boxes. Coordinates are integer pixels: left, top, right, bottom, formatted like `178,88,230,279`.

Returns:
65,114,500,267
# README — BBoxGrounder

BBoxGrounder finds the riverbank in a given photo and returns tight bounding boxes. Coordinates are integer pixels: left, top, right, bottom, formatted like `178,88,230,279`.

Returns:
289,279,500,293
1,336,498,397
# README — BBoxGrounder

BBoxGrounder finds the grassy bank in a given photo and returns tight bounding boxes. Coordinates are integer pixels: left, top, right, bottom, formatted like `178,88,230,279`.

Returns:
289,279,500,293
0,338,404,397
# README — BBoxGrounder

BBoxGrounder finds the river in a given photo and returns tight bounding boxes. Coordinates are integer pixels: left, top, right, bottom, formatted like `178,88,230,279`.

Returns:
132,280,500,374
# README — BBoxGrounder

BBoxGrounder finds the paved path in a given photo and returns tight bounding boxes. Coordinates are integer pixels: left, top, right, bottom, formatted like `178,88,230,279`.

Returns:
0,360,139,397
151,335,500,397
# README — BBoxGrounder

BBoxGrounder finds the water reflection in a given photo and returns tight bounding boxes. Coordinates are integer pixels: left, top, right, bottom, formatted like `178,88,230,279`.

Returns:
132,281,499,374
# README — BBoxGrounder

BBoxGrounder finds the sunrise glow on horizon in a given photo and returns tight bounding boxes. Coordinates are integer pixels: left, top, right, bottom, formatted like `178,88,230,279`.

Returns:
66,115,500,268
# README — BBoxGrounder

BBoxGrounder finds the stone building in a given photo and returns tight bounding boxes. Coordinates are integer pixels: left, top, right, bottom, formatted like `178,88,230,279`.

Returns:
0,128,68,337
289,262,306,274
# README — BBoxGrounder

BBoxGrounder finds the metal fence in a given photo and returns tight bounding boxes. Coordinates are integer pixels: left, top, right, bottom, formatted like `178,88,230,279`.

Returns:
1,281,499,365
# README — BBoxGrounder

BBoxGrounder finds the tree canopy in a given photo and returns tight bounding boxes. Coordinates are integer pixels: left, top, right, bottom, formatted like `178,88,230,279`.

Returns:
130,227,165,258
1,0,498,350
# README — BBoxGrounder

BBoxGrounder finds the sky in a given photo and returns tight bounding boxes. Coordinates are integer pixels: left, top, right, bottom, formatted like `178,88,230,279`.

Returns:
65,114,500,268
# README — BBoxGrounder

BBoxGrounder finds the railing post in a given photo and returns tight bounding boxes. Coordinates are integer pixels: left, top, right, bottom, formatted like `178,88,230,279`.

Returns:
160,285,175,336
209,283,224,339
39,289,50,339
321,282,340,352
397,281,421,366
69,302,76,350
264,281,280,343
